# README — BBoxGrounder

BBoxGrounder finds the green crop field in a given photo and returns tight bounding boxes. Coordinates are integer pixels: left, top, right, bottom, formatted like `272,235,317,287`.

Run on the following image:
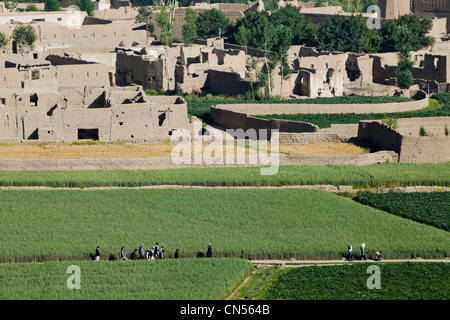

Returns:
258,262,450,300
355,192,450,231
253,93,450,128
0,162,449,188
0,259,252,300
0,188,448,263
185,94,414,118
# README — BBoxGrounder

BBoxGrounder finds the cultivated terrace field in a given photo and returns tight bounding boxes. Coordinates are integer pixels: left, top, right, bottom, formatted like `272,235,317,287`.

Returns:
0,162,448,188
0,188,448,263
0,259,252,300
247,262,450,300
355,192,450,231
252,93,450,128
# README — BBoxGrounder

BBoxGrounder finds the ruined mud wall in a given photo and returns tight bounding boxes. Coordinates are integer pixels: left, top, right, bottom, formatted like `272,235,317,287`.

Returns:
0,87,190,143
206,70,251,96
210,107,318,140
357,121,403,153
411,0,450,30
357,118,450,163
400,136,450,162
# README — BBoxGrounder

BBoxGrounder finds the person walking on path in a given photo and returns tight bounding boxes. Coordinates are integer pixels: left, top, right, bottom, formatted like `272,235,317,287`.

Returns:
376,251,382,261
206,243,213,258
130,248,138,260
361,243,366,260
154,243,159,259
121,246,127,260
95,246,100,261
348,245,354,261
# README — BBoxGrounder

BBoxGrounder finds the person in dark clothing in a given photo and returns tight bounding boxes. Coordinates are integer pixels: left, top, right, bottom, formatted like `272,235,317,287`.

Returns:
130,249,138,260
121,246,127,260
153,243,159,259
95,246,100,261
174,248,180,259
206,243,212,258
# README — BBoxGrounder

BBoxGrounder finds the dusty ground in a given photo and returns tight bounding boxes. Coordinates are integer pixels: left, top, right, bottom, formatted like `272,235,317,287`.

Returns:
0,141,367,160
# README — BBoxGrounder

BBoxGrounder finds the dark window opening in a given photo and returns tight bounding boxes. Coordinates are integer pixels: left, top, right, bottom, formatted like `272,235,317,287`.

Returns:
78,128,99,141
158,112,166,126
30,94,38,107
0,98,5,107
31,70,40,80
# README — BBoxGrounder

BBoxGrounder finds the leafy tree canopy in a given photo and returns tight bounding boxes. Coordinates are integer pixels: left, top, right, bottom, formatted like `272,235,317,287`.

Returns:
380,14,434,53
268,5,316,47
76,0,94,17
44,0,61,12
195,8,232,39
316,14,380,53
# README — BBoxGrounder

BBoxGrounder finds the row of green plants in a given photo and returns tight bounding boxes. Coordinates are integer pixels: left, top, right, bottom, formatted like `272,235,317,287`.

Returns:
0,163,449,188
254,93,450,128
260,262,450,300
355,192,450,231
0,188,448,262
184,94,414,118
0,259,252,300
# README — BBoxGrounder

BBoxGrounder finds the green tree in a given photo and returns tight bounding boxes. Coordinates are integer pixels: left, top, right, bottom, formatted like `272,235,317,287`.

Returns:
195,9,231,39
272,25,293,97
12,24,37,53
316,14,380,53
178,0,195,6
76,0,94,17
182,8,197,47
156,6,174,45
26,4,40,12
393,25,414,89
44,0,61,12
268,4,316,47
380,14,434,53
0,32,8,52
231,11,271,49
136,6,155,33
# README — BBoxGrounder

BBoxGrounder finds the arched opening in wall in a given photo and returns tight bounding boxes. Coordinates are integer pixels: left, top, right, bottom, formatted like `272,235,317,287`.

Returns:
158,112,166,126
78,128,99,141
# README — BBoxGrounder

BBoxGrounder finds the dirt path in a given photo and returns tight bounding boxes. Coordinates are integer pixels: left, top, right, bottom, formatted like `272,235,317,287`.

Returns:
250,258,450,268
0,185,448,194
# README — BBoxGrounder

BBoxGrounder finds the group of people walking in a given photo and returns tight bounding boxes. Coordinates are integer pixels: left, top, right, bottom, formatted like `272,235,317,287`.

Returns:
93,243,213,261
348,243,381,261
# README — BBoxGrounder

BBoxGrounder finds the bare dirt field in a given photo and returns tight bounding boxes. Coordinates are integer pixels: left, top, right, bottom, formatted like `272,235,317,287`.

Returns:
0,141,367,160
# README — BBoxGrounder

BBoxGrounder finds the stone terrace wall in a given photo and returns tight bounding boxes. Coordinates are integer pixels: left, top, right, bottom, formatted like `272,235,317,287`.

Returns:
210,108,318,140
357,121,403,154
357,118,450,163
213,96,428,115
395,117,450,137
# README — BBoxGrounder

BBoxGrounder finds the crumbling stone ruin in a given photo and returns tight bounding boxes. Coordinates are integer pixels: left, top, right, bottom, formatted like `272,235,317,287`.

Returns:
0,85,190,143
